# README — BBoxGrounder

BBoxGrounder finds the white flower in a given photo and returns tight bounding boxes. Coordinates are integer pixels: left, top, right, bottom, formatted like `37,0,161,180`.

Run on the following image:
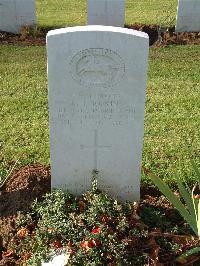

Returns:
42,252,70,266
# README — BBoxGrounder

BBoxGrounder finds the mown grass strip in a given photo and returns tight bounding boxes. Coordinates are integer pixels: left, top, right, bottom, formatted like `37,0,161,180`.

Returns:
36,0,177,28
0,45,199,184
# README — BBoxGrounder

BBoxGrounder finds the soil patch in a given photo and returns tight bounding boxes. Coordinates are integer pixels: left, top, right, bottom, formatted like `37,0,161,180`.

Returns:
127,24,200,46
0,24,200,47
0,165,200,265
0,31,45,46
0,165,50,236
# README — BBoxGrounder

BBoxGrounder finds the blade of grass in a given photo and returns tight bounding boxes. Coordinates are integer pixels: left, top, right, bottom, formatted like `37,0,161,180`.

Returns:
0,161,18,188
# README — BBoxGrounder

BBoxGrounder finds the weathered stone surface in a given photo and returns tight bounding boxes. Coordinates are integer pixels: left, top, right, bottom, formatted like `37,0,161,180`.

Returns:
176,0,200,32
0,0,36,33
47,26,149,202
87,0,125,27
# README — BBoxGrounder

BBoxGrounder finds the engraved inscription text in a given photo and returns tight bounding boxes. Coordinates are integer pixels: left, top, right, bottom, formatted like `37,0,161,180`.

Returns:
53,93,135,128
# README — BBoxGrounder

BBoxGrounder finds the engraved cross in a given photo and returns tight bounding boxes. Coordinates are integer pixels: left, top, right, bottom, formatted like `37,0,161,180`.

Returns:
80,129,111,170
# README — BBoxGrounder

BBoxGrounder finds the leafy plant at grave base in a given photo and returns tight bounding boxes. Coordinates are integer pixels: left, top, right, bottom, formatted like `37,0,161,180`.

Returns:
12,179,151,265
5,174,200,265
147,159,200,261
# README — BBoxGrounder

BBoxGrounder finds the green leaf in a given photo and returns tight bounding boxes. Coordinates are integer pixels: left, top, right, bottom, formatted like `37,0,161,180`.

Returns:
177,246,200,260
191,159,200,187
182,173,192,194
150,173,198,236
176,177,195,217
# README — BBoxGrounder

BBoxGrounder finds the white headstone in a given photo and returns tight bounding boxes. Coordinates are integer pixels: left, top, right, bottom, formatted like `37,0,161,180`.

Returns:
176,0,200,32
0,0,36,34
47,26,149,202
88,0,125,27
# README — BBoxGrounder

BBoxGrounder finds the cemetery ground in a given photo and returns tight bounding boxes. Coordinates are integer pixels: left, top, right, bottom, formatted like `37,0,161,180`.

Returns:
0,43,200,266
0,0,200,265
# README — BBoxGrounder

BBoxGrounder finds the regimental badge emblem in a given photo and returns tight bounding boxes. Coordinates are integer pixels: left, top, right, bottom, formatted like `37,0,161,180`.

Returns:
70,48,125,88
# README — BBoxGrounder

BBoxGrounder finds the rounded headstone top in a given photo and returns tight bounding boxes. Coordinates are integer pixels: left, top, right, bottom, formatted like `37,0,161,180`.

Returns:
47,25,149,39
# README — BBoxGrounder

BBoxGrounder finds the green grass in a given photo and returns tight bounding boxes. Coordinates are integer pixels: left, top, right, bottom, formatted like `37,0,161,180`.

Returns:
0,46,49,173
0,44,199,185
36,0,177,28
125,0,177,27
37,0,86,28
144,45,200,183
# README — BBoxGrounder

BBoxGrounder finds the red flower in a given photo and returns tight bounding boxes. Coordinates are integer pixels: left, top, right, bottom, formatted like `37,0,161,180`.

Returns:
17,228,29,239
94,239,101,247
88,239,96,248
81,240,88,249
81,238,101,249
91,227,101,234
52,239,63,249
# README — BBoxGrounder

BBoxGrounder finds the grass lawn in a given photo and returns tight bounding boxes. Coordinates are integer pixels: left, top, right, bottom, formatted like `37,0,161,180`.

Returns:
36,0,177,28
0,44,199,185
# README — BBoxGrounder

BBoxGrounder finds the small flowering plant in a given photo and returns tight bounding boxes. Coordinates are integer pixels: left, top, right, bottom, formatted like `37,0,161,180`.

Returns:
5,177,198,265
10,179,149,265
